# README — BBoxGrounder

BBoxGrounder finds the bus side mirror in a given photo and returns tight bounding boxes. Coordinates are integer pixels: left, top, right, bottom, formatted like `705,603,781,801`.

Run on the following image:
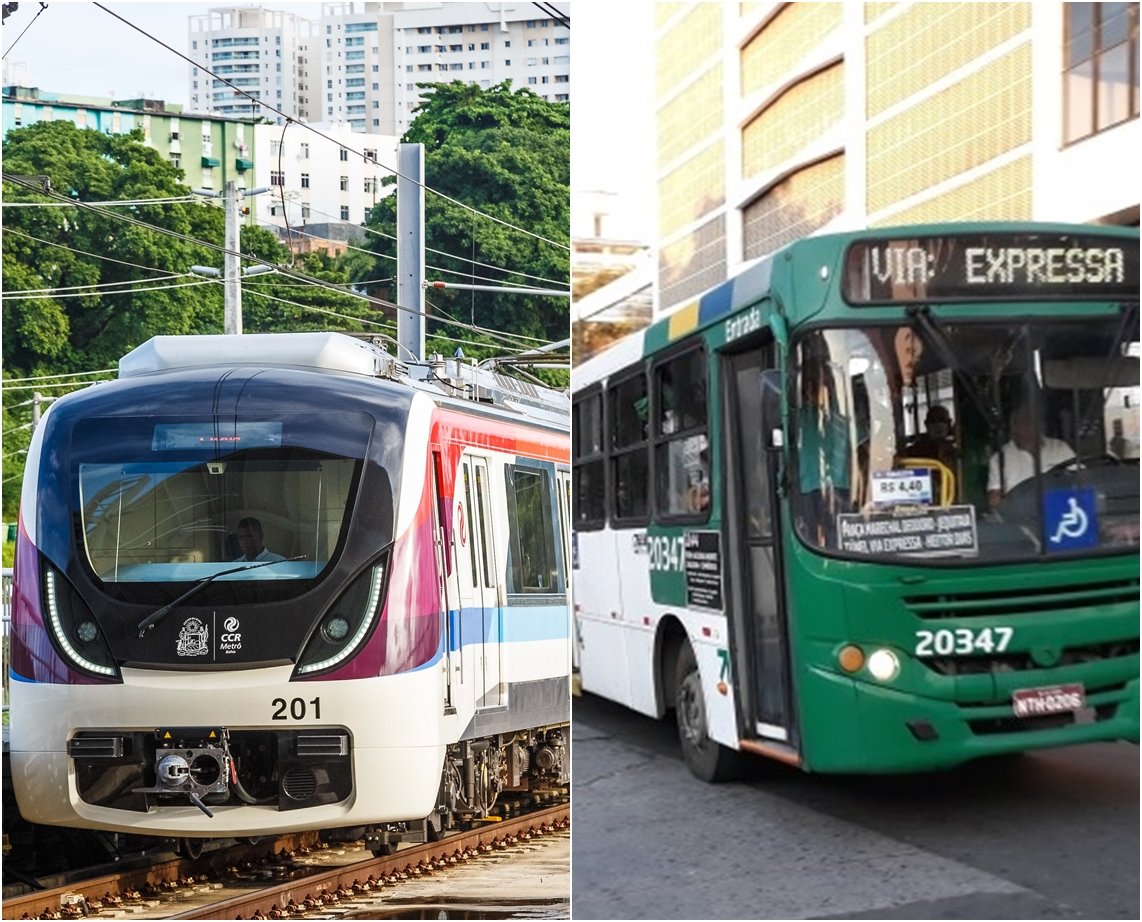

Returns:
760,369,784,450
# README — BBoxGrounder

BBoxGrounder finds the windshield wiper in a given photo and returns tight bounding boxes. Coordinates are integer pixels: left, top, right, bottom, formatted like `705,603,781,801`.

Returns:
136,556,304,638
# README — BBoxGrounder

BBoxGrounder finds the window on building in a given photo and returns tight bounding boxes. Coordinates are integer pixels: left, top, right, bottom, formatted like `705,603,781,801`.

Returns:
340,205,350,221
528,76,538,85
364,148,377,161
300,172,310,188
1064,2,1140,143
339,148,349,161
300,142,309,158
339,175,349,191
170,152,181,167
270,170,284,186
302,202,310,220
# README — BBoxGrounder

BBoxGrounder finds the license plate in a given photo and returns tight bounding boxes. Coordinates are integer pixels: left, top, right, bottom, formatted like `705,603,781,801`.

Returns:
1012,683,1085,718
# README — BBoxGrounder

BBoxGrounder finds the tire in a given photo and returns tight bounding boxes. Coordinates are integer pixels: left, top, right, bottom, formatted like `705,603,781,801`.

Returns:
675,643,746,783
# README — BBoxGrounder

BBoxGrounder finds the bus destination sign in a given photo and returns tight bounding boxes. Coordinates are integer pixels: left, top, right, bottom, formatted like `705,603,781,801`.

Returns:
843,232,1138,304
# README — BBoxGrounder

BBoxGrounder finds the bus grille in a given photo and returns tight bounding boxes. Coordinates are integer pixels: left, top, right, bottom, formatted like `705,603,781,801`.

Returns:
920,639,1139,677
904,577,1139,620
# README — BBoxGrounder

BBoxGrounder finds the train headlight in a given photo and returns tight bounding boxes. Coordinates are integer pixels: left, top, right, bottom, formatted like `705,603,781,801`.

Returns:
295,554,389,677
867,648,900,682
42,562,120,679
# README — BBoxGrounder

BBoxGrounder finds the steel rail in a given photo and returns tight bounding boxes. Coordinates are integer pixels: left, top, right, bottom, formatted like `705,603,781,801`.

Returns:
1,832,318,919
171,802,570,920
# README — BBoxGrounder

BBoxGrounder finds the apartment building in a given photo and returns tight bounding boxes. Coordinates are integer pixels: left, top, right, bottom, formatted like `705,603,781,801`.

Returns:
251,121,399,235
189,4,570,136
1,86,257,193
654,2,1140,314
188,6,315,123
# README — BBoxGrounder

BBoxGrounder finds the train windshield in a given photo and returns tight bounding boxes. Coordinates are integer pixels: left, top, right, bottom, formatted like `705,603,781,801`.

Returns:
75,413,371,583
791,312,1140,563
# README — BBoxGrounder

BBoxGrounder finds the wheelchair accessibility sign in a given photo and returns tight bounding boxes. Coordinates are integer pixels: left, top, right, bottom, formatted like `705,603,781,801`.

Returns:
1044,488,1098,552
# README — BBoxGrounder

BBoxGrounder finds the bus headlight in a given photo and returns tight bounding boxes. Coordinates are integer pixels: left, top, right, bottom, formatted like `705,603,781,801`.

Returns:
867,648,900,682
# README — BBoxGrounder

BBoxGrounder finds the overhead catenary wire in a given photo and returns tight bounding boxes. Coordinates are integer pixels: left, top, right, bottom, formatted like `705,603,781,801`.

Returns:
2,195,200,208
3,226,180,275
91,2,570,253
3,368,118,384
3,174,553,354
532,2,570,29
1,278,217,301
2,1,50,58
2,273,189,296
292,201,568,287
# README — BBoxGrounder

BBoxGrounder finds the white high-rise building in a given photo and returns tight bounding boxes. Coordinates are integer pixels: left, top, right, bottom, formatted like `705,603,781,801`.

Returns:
188,4,570,134
189,7,316,124
319,2,570,135
252,121,399,234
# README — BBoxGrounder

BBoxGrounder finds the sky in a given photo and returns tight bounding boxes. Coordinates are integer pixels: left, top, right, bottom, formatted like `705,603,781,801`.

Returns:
3,0,655,240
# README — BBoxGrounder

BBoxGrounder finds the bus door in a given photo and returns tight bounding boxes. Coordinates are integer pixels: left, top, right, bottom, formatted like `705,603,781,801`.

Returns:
723,344,796,748
471,456,503,709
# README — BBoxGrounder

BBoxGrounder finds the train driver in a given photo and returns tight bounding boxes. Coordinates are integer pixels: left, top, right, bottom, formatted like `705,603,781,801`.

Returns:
234,516,287,562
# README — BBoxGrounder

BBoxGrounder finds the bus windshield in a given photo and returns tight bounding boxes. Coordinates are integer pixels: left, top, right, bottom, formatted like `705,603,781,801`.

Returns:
791,312,1140,562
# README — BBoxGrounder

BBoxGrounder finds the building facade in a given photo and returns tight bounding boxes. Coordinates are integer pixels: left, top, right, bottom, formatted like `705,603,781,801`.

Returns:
1,86,257,193
654,2,1140,314
188,3,570,136
251,121,399,235
188,7,315,124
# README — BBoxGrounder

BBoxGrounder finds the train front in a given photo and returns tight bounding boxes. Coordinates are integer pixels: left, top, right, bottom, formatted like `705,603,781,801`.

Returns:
8,337,444,836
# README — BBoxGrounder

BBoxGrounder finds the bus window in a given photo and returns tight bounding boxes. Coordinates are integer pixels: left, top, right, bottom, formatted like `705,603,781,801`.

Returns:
654,348,709,518
609,371,649,522
572,392,606,528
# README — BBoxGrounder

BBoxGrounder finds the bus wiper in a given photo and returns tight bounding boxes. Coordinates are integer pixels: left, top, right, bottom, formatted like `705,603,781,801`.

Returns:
136,556,304,638
906,305,1003,439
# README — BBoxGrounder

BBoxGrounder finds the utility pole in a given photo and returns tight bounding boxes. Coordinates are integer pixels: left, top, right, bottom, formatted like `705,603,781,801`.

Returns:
396,143,425,363
224,180,242,335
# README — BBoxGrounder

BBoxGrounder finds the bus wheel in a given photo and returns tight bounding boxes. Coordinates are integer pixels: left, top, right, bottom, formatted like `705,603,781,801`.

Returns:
675,643,745,783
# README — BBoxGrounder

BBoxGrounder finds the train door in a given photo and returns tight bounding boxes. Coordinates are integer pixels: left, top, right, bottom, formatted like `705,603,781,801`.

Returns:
471,456,503,709
555,468,572,605
433,451,461,714
723,342,797,750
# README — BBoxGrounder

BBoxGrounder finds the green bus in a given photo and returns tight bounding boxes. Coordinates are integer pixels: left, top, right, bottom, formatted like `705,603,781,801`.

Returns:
572,222,1139,780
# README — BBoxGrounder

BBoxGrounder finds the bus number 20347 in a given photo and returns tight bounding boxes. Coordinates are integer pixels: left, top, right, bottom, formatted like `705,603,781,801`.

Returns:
914,627,1013,657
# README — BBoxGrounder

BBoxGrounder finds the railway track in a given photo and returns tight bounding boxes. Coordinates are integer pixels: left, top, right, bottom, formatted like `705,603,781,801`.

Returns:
2,801,569,920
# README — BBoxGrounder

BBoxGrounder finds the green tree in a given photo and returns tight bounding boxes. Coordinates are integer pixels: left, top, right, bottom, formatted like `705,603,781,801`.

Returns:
361,81,570,352
2,121,229,376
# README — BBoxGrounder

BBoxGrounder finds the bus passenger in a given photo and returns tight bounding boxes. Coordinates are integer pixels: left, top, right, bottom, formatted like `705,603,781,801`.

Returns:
902,405,957,468
987,403,1075,507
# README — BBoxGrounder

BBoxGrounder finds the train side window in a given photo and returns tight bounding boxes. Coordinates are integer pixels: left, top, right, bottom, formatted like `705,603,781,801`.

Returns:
461,461,480,588
654,346,709,520
504,465,558,594
609,370,650,524
572,391,606,529
473,460,495,588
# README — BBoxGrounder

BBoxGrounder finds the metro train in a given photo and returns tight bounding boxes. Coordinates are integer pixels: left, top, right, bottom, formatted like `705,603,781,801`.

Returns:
8,332,571,850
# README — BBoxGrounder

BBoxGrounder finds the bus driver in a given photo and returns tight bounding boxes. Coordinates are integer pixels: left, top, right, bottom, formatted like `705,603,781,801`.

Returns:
987,403,1075,508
